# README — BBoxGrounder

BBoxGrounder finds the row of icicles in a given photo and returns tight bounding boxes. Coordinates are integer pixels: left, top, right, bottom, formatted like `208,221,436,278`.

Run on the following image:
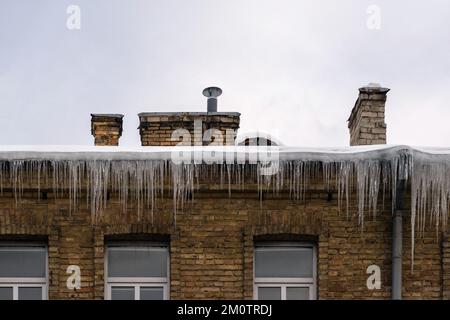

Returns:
0,153,449,264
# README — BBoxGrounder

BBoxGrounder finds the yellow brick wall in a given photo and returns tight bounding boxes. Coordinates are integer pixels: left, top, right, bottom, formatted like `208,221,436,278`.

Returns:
0,184,447,300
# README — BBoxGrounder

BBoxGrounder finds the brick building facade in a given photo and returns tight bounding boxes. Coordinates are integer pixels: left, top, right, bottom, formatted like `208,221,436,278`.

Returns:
0,85,449,300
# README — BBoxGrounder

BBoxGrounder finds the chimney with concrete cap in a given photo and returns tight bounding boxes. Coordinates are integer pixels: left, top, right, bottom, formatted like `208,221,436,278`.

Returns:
348,83,390,146
91,114,124,146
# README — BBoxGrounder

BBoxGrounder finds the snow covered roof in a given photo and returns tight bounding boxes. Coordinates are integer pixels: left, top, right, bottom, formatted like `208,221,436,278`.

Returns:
0,145,449,161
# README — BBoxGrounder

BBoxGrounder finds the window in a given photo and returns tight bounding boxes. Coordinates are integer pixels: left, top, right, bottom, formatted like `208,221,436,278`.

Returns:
105,243,169,300
254,243,316,300
0,244,48,300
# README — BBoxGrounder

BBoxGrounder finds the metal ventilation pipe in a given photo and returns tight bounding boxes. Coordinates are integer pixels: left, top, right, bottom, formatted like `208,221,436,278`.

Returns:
203,87,222,113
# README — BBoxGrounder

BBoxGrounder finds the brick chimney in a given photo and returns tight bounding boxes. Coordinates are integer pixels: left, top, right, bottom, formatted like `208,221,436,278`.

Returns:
138,112,240,146
91,114,124,146
138,87,240,146
348,83,389,146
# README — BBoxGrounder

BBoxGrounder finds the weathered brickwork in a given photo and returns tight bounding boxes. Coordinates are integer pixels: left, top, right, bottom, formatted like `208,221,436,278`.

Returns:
138,112,240,146
442,235,450,299
348,85,389,146
91,114,124,146
0,182,447,300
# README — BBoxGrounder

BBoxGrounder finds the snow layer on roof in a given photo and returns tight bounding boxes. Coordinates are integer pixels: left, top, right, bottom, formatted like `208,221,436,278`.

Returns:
0,144,449,161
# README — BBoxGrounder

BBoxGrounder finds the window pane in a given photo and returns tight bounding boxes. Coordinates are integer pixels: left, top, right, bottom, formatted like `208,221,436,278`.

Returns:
0,287,13,300
111,286,135,300
18,287,43,300
255,246,313,278
108,246,168,278
286,287,310,300
0,247,46,278
140,287,164,300
258,287,281,300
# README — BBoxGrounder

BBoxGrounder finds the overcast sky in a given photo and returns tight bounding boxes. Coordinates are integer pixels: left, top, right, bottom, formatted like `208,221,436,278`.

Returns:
0,0,449,147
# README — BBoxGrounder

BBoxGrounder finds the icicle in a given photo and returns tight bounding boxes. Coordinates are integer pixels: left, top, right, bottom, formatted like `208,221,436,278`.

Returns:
410,156,450,269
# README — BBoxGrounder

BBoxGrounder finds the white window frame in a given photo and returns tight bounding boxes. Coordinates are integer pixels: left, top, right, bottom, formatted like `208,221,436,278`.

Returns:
0,244,48,300
253,242,317,300
104,242,170,300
